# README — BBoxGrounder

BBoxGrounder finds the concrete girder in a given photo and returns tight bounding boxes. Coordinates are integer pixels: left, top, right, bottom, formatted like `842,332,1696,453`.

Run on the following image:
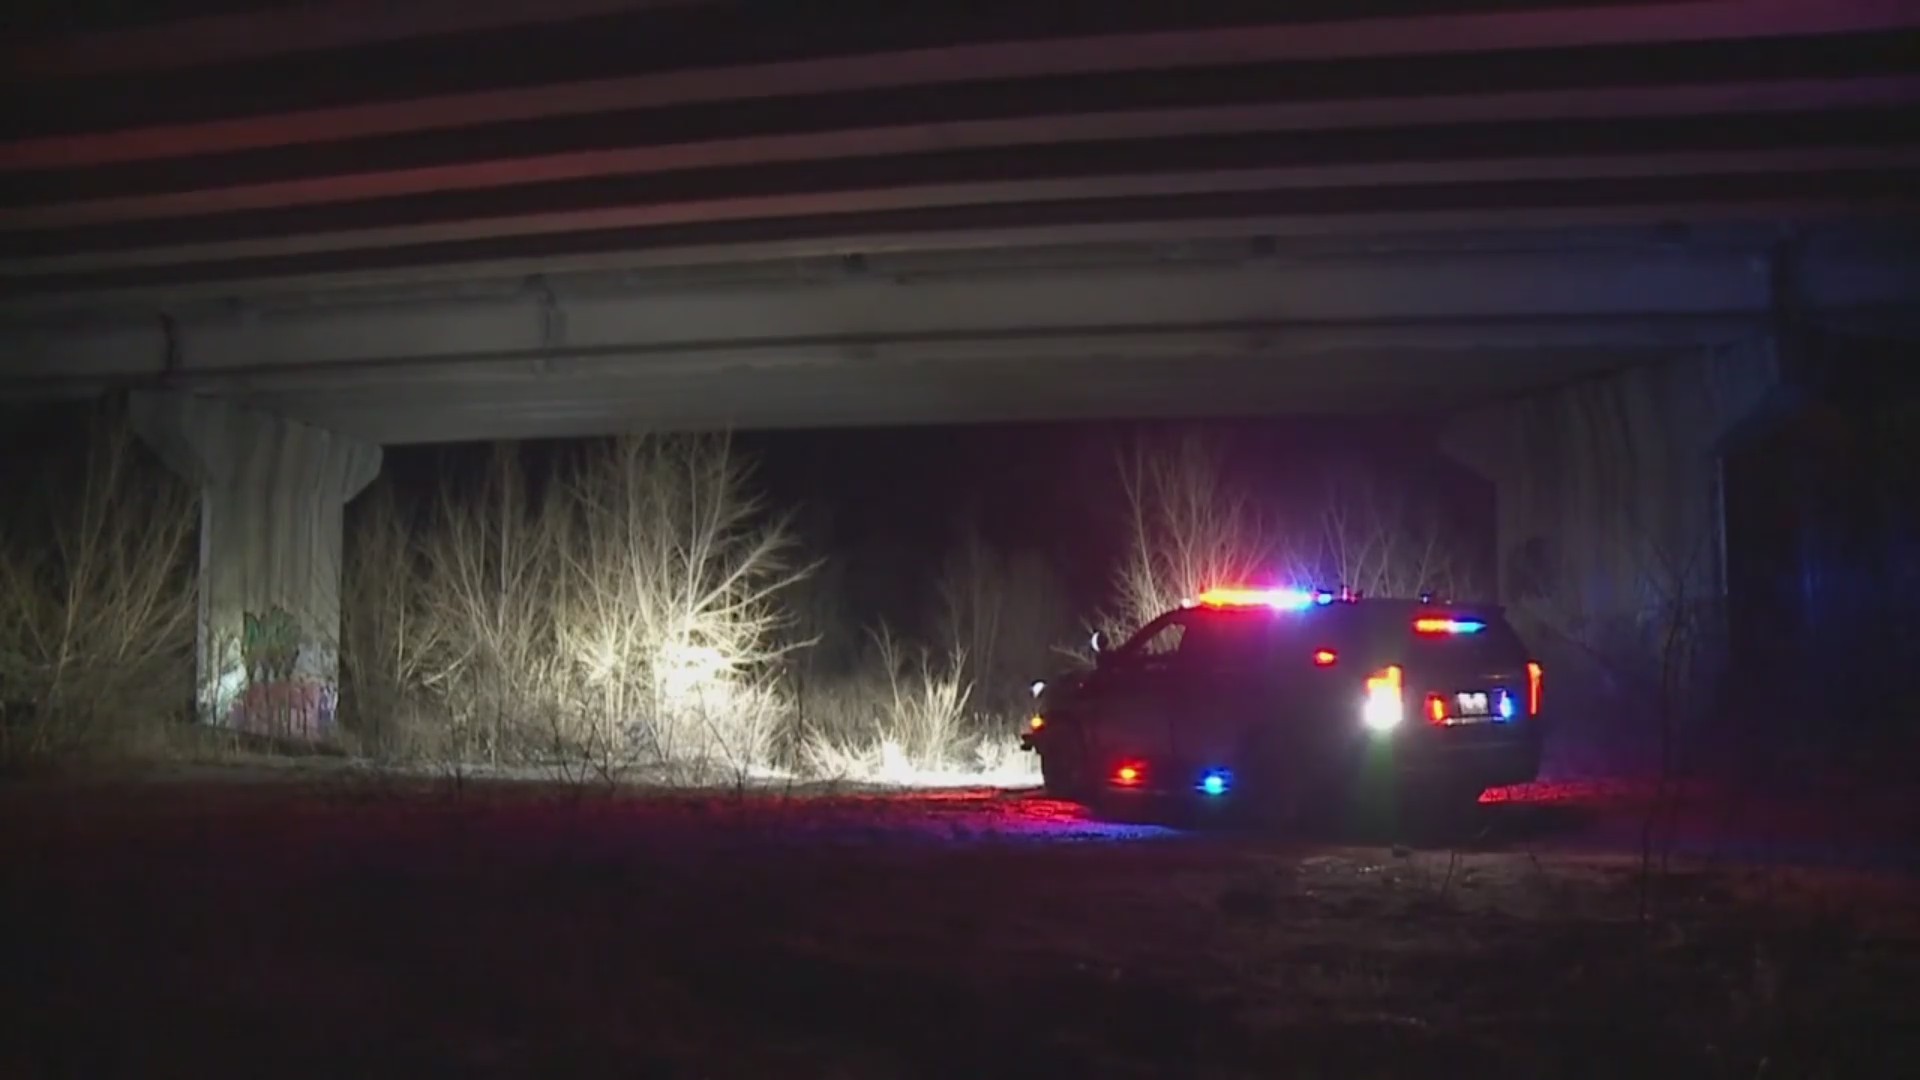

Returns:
222,344,1683,445
0,242,1848,378
5,233,1915,442
128,391,380,737
2,210,1884,318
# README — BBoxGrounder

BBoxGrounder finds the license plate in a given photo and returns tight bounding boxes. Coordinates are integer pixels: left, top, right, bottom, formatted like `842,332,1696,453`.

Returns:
1454,692,1490,717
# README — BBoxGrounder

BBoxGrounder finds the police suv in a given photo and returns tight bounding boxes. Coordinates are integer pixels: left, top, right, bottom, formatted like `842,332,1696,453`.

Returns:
1022,587,1545,821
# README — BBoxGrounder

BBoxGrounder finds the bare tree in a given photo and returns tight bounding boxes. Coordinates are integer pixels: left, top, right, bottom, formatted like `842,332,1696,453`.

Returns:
1100,441,1477,642
338,484,421,756
1287,466,1478,599
340,434,812,787
936,528,1077,714
556,434,812,783
408,443,572,773
1107,434,1275,636
0,408,196,760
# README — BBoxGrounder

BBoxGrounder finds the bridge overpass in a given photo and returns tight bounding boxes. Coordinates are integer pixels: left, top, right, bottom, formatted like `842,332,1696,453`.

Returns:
2,0,1917,736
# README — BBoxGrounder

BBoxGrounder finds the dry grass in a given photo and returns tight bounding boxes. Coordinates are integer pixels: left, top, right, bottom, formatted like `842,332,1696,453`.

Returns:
798,629,1040,785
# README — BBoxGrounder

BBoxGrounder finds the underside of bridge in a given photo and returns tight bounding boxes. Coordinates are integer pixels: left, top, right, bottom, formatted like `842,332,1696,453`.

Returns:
3,0,1917,744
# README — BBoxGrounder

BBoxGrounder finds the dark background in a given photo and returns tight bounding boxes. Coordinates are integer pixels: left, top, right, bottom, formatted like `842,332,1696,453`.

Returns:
371,414,1490,638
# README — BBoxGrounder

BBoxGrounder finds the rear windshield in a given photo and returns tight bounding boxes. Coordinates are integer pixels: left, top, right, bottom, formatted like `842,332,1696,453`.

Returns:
1176,611,1283,666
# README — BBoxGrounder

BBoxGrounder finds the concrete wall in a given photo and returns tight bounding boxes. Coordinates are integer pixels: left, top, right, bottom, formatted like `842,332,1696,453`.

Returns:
1443,339,1784,771
130,392,379,738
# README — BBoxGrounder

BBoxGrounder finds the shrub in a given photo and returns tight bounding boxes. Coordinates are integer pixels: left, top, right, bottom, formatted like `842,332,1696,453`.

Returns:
935,528,1078,715
340,434,809,783
0,407,196,763
1285,465,1479,600
1106,433,1273,637
1101,437,1480,647
796,628,1037,786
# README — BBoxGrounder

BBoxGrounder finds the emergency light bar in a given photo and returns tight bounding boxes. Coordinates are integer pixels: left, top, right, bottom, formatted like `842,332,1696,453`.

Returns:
1191,585,1364,611
1413,617,1486,635
1195,587,1317,610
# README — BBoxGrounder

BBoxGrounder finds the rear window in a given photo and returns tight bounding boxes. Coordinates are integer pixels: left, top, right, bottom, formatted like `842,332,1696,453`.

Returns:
1178,608,1351,667
1176,610,1285,667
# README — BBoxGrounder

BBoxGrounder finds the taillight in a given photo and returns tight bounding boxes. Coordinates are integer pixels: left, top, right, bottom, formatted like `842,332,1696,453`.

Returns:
1113,763,1145,786
1425,692,1447,725
1362,665,1404,732
1526,662,1543,715
1312,648,1338,667
1028,715,1046,732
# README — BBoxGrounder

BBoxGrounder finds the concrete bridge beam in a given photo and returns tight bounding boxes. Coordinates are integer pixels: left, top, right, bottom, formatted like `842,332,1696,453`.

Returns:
128,391,380,738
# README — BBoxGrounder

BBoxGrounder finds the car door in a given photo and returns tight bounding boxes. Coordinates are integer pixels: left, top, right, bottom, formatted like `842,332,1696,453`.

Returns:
1165,614,1274,770
1077,614,1189,777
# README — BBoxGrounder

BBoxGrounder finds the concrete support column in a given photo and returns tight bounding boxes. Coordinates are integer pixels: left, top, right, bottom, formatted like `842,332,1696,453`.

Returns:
130,392,380,738
1444,340,1786,626
1440,339,1788,769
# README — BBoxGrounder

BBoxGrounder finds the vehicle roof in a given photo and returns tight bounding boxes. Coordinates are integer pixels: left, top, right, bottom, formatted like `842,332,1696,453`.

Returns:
1167,598,1526,655
1179,598,1509,623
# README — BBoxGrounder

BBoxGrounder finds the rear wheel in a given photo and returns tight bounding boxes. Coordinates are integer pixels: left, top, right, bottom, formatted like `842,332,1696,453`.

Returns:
1039,747,1088,801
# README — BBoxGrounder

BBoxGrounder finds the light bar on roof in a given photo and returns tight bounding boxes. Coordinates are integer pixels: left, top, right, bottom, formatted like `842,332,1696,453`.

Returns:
1414,616,1486,635
1195,587,1316,610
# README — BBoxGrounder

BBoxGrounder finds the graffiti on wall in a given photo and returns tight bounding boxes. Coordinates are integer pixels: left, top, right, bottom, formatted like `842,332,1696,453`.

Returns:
220,606,338,739
242,608,299,680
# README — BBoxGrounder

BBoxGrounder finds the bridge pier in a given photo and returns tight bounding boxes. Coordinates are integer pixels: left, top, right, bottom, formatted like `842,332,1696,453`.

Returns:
1441,339,1788,772
129,392,380,739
